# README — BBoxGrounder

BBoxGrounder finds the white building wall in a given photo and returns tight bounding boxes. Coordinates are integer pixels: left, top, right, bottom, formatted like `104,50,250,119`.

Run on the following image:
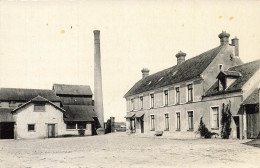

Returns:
13,103,65,139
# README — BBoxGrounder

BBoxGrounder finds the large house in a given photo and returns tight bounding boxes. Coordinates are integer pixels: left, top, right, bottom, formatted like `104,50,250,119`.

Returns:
124,31,260,139
0,84,98,139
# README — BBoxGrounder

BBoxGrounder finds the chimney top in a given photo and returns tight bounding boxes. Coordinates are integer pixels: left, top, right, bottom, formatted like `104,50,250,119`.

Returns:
141,68,150,73
175,50,186,58
141,68,150,79
218,31,230,38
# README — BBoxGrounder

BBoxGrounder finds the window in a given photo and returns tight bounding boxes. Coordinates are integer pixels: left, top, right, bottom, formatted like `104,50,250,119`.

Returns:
150,115,155,131
219,64,223,71
150,94,154,108
211,107,219,129
176,112,181,130
34,103,45,112
66,122,76,129
187,84,193,102
165,113,169,131
164,90,169,106
130,99,134,111
77,122,87,129
28,124,35,131
188,111,194,130
218,78,226,91
176,87,180,104
139,96,143,109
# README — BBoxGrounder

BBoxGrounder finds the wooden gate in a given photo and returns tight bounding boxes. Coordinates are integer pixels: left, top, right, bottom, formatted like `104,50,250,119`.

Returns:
246,105,260,139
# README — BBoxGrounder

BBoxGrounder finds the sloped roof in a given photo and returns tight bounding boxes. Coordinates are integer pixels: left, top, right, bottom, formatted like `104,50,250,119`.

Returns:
205,60,260,97
62,105,97,122
53,84,93,96
0,88,61,102
242,89,259,105
0,108,14,122
218,71,242,78
12,95,65,113
124,46,224,97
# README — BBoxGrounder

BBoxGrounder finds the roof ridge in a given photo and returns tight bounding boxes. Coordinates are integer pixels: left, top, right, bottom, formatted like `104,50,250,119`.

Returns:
0,87,53,91
228,59,260,69
53,83,90,87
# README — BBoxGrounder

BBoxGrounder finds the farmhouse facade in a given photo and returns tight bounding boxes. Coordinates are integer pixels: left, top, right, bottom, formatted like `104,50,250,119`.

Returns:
0,84,98,139
124,31,260,139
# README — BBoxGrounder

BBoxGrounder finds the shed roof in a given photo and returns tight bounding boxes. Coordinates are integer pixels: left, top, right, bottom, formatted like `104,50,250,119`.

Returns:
205,60,260,97
124,46,225,97
62,105,97,122
217,71,242,78
242,89,259,105
0,88,61,102
53,84,93,96
0,108,14,122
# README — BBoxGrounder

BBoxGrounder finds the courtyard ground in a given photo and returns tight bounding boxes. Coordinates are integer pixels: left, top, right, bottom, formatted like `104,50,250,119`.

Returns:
0,132,259,168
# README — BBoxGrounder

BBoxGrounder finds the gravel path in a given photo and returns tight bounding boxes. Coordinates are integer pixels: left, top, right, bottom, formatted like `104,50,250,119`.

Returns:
0,133,259,168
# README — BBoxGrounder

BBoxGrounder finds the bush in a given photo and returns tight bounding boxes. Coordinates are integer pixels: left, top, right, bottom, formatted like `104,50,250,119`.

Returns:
198,117,218,139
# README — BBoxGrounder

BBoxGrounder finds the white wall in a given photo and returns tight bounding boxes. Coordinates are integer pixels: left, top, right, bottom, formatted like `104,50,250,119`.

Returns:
13,103,65,139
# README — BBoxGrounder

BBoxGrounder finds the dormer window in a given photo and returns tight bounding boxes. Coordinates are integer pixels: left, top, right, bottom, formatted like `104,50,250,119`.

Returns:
217,71,241,91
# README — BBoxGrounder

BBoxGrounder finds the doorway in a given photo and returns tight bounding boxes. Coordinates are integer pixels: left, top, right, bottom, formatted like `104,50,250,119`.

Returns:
141,117,144,133
0,122,14,139
48,124,55,138
233,116,240,139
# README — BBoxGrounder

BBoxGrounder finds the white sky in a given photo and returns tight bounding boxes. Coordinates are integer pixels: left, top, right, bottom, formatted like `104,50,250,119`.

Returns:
0,0,259,122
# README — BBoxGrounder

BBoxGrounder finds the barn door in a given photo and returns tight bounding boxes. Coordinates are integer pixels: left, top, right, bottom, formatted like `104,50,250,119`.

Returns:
48,124,55,138
247,112,258,139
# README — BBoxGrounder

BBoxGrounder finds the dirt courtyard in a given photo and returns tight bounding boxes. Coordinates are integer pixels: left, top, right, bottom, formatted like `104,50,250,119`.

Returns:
0,133,259,168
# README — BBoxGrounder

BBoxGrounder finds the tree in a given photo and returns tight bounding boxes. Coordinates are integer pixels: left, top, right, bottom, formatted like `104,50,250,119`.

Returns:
221,101,232,139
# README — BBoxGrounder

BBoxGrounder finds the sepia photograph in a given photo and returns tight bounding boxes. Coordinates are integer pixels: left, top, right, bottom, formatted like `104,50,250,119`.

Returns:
0,0,259,167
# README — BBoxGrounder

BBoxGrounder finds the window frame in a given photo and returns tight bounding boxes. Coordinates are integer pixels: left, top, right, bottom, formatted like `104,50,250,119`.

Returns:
176,112,181,131
175,87,180,104
130,98,134,111
187,84,194,102
219,64,223,71
34,103,46,112
187,111,194,131
139,96,143,110
163,89,169,106
66,121,77,130
150,93,155,108
210,106,220,130
164,113,169,131
150,114,155,131
28,124,35,132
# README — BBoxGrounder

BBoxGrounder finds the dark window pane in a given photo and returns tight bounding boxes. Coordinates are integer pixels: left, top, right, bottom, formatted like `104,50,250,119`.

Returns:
66,122,76,129
77,122,87,129
28,124,35,131
34,104,45,111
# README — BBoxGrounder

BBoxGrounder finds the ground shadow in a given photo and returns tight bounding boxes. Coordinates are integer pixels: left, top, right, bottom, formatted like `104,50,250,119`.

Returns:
243,139,260,148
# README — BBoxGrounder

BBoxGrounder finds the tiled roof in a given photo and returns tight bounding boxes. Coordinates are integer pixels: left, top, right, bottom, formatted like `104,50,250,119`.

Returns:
205,60,260,97
242,89,259,105
62,105,97,122
220,71,242,77
0,108,14,122
0,88,61,102
124,46,224,97
53,84,93,96
12,95,65,113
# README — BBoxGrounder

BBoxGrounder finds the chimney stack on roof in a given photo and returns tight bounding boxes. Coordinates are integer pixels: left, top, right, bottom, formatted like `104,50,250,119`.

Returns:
218,31,230,46
141,68,150,79
176,51,186,65
231,36,239,56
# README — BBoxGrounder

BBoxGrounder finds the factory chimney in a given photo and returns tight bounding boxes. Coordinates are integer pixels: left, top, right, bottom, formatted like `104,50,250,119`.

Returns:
94,30,104,132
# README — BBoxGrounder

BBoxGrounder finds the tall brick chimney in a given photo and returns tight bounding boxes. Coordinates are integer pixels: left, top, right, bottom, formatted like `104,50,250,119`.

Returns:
176,51,186,65
231,37,239,56
141,68,150,79
94,30,104,130
218,31,230,46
